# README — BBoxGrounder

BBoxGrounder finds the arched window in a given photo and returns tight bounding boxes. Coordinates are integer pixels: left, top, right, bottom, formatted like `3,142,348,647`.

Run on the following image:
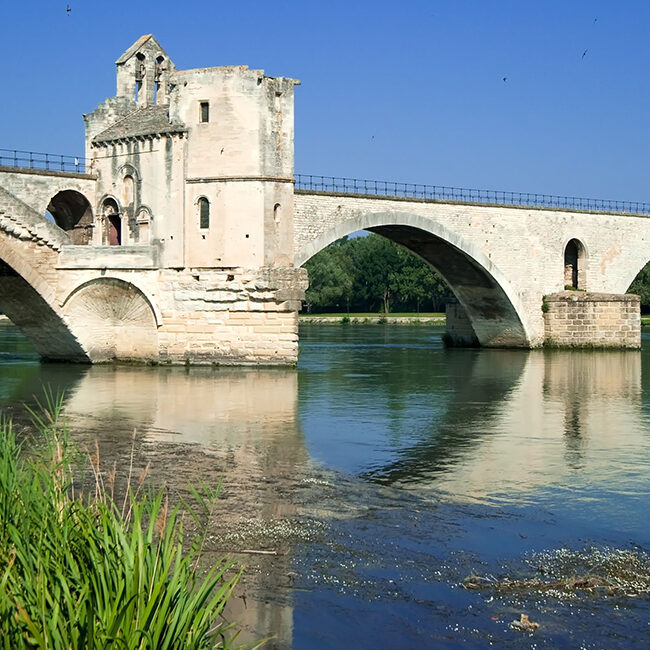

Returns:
198,197,210,229
564,239,586,290
137,207,152,244
273,203,281,227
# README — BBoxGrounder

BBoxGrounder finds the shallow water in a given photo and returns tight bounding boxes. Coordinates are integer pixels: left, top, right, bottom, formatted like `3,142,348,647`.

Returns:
1,320,649,648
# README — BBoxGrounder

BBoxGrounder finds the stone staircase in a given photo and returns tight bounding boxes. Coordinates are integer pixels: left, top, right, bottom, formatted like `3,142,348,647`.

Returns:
0,186,71,251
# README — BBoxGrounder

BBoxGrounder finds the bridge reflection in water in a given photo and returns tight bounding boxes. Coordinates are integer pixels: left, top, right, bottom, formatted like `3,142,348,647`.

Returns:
360,350,642,502
0,321,647,647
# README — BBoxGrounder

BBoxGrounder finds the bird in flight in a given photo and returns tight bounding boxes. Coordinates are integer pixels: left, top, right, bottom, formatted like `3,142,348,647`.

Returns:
502,76,507,82
582,49,588,59
66,4,71,15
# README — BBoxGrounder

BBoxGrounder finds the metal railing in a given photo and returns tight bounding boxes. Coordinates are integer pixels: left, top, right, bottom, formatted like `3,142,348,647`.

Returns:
295,174,650,215
0,148,86,174
2,150,648,215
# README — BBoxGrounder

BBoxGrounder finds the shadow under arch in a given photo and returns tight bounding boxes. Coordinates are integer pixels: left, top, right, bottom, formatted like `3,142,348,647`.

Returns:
0,257,89,361
296,211,531,347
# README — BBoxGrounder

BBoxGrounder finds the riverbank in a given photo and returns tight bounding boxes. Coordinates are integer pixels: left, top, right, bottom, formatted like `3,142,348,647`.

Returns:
300,312,445,324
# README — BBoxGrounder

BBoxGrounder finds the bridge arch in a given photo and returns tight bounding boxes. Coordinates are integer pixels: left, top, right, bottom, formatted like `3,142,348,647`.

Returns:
62,277,159,362
0,235,88,361
296,210,532,347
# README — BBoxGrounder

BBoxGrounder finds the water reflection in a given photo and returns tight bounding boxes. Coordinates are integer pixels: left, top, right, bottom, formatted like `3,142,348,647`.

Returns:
360,349,643,503
1,356,306,649
2,321,650,648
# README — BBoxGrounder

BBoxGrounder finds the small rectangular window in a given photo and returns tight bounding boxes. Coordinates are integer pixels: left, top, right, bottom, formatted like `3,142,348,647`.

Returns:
199,101,209,123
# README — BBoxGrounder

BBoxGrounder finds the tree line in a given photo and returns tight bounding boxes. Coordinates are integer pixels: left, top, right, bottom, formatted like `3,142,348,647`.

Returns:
303,234,650,315
303,234,453,313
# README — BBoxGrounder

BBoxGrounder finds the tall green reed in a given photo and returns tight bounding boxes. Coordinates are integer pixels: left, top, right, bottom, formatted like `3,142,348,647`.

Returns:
0,395,242,649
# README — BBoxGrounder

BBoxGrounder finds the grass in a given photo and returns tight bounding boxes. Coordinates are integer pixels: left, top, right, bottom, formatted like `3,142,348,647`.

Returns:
300,312,445,319
0,395,244,649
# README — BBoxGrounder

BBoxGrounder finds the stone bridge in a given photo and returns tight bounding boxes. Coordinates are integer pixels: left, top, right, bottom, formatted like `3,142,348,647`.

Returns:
0,35,647,365
293,189,649,348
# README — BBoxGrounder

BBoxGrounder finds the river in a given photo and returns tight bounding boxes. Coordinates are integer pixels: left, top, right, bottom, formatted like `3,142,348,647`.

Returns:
1,319,649,649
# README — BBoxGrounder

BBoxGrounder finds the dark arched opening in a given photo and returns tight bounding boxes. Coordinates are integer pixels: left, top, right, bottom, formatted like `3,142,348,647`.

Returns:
102,198,122,246
627,259,650,313
46,190,93,245
135,52,145,102
563,239,586,290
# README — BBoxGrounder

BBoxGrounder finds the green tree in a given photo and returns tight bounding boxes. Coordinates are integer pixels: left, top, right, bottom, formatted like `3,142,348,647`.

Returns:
303,233,453,314
304,244,353,312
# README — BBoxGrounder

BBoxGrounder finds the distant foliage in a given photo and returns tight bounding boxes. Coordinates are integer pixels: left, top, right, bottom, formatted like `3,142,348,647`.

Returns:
629,262,650,312
303,234,453,313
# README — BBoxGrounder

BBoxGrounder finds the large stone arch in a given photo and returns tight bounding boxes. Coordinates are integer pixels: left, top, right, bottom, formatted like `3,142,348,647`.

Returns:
62,277,159,362
0,234,88,361
622,256,650,296
295,210,531,347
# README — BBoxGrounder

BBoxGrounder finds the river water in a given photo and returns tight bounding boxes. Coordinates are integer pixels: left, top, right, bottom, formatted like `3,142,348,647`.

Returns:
1,319,649,649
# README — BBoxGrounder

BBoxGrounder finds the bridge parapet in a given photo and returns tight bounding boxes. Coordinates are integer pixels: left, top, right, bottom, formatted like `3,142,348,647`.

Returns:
295,174,650,216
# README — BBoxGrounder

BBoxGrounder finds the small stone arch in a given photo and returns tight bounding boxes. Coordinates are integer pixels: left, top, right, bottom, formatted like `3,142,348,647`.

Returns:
62,277,159,362
45,190,94,245
154,55,166,104
135,52,146,102
100,195,123,246
118,163,140,185
563,238,587,290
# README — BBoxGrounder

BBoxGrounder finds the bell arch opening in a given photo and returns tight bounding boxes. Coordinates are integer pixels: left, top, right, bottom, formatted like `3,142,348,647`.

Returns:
45,190,94,245
298,222,530,348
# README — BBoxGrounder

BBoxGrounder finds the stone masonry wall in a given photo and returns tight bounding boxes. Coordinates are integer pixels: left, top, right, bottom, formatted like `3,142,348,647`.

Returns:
154,266,308,365
52,264,309,365
543,292,640,349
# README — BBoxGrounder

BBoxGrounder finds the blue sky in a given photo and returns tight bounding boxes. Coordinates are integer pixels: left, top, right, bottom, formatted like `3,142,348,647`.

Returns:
2,1,650,201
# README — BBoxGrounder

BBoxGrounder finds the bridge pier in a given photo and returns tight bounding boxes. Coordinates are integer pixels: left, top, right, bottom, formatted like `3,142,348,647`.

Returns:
543,292,641,349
